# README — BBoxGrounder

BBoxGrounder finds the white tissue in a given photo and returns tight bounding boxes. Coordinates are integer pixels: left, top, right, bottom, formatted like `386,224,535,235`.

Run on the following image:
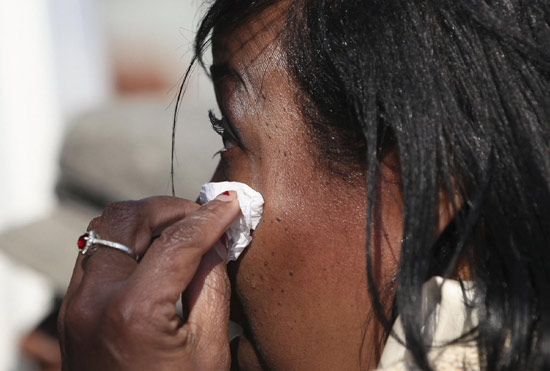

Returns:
199,181,264,262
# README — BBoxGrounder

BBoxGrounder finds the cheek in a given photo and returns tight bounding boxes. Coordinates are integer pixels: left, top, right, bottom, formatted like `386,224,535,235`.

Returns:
229,154,382,368
218,147,252,184
220,102,401,368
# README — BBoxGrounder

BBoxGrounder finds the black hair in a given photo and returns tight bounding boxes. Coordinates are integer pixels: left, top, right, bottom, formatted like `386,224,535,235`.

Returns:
175,0,550,369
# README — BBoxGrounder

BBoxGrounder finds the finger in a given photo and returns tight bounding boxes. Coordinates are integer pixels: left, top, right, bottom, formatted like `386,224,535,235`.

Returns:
91,196,202,257
67,197,200,299
60,196,202,365
130,192,240,303
183,248,231,369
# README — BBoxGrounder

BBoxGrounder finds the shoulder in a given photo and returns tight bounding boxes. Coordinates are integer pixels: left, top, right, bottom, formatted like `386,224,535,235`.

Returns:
377,277,480,371
376,343,480,371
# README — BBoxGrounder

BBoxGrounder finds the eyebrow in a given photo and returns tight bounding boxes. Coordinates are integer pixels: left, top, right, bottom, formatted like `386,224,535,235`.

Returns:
210,63,248,92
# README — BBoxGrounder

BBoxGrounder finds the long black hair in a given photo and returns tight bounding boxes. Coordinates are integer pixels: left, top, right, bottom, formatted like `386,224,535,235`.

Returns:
174,0,550,369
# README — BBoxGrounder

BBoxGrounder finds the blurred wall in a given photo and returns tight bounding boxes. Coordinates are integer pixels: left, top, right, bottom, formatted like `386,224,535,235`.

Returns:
0,0,216,233
104,0,206,93
0,1,219,369
0,0,111,232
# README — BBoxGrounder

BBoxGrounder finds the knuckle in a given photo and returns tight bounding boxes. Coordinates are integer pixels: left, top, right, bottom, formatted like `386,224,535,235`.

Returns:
159,221,204,249
187,208,224,232
90,200,147,238
104,296,133,329
103,293,152,339
102,200,142,220
103,295,178,345
86,216,102,231
155,206,228,251
102,298,141,341
64,293,97,334
201,201,231,220
87,201,145,233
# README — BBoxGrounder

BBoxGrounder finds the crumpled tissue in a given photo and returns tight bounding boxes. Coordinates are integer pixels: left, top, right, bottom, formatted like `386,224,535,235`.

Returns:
199,181,264,262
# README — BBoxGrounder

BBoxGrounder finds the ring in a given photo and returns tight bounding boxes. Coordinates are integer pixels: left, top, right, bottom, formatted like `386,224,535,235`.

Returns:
77,231,137,260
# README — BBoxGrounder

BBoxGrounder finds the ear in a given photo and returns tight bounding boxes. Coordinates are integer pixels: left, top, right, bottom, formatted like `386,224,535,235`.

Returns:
379,149,402,186
435,182,471,279
435,181,461,237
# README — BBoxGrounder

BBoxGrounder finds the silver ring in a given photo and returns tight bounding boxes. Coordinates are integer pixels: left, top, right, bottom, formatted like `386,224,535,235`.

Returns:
77,231,137,260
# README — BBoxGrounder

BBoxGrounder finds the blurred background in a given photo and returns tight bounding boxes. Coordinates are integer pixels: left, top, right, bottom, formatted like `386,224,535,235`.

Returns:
0,0,220,369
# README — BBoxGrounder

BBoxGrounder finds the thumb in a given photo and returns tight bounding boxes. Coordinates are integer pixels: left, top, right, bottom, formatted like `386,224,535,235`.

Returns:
183,247,231,369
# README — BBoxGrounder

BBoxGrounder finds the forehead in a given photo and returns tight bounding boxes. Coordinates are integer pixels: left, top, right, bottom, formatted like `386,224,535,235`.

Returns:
212,4,287,76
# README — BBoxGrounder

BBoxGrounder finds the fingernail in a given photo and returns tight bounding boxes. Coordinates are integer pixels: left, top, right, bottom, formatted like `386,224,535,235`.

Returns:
215,190,236,202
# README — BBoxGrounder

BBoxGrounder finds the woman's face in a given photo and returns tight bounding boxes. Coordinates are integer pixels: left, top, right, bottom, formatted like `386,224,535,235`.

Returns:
210,5,403,370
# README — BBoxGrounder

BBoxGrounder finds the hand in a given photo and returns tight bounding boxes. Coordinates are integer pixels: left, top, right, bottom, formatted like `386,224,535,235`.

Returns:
58,194,241,371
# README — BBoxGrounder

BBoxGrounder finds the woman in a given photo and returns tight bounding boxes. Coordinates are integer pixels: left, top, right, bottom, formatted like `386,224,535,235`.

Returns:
59,0,550,369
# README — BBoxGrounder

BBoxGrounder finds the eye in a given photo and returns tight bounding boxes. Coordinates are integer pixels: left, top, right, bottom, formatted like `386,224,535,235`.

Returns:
209,110,241,152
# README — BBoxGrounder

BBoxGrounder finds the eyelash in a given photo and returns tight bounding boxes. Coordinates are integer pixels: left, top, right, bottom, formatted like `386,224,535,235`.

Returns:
208,109,240,152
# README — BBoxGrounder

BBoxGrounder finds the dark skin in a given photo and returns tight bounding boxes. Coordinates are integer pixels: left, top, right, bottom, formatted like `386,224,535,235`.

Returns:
59,194,241,370
207,6,403,369
59,4,459,370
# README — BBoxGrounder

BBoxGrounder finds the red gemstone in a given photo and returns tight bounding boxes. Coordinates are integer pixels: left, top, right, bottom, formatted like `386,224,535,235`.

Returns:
77,233,88,250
